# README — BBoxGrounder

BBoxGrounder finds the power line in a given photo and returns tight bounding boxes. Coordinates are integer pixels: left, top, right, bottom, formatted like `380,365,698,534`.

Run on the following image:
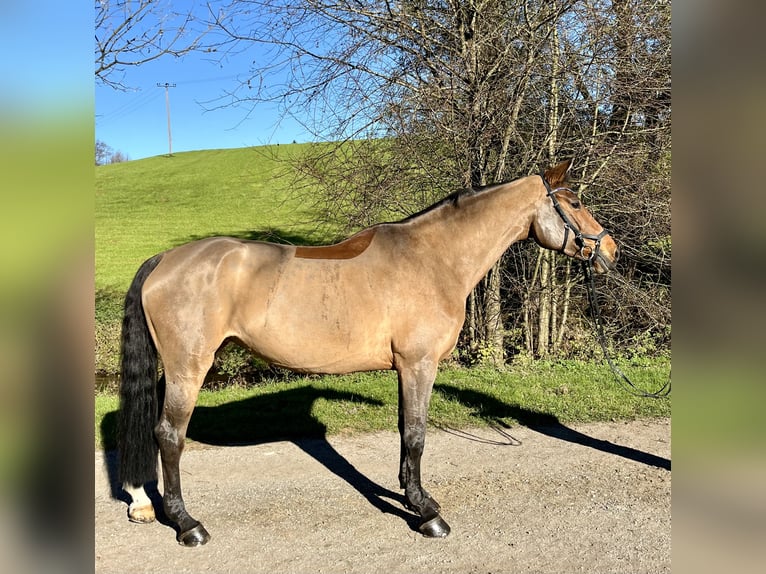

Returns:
175,74,241,85
98,89,162,124
157,82,177,156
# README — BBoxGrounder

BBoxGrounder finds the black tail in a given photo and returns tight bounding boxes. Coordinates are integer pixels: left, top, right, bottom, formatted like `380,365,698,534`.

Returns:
118,254,164,486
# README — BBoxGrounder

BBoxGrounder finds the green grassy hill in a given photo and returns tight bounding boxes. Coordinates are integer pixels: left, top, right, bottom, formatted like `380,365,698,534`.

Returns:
94,145,669,436
96,145,333,291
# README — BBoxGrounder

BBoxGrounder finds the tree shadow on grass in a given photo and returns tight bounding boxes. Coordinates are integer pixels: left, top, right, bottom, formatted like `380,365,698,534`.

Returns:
99,384,420,534
434,383,670,471
170,226,336,250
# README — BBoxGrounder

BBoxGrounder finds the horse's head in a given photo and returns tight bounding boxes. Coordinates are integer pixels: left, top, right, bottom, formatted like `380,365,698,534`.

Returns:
531,159,619,273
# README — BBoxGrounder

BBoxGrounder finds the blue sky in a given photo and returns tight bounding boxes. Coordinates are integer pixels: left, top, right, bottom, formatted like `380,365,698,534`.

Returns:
96,14,311,161
2,4,90,114
96,57,311,161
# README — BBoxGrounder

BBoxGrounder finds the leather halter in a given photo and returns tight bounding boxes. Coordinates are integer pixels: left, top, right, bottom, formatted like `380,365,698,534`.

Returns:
539,173,609,261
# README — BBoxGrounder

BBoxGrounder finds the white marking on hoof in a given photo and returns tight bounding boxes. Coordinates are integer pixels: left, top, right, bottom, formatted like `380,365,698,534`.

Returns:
128,503,156,523
124,482,155,523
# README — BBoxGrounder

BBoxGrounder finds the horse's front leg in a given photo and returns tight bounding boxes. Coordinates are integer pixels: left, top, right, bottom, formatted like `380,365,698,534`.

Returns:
398,387,440,514
396,359,450,538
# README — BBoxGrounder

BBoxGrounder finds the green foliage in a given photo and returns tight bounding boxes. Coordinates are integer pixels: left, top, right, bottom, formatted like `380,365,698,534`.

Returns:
623,327,671,361
95,289,123,375
641,235,672,264
457,340,507,368
211,341,272,384
213,343,253,381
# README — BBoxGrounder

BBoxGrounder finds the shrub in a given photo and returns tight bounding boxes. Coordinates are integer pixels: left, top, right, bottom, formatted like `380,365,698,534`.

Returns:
212,341,262,384
95,289,124,376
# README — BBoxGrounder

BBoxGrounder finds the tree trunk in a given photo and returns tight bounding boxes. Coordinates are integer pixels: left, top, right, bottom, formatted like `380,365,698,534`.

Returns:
554,260,574,350
482,261,505,364
536,249,552,357
534,20,561,358
464,259,505,364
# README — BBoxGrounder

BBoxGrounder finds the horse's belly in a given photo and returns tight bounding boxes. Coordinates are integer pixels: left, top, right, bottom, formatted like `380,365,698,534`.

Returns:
238,311,394,374
276,350,393,375
234,259,397,373
245,332,393,374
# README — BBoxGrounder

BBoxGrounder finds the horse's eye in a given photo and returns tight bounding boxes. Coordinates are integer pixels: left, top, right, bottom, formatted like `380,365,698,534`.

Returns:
571,201,581,209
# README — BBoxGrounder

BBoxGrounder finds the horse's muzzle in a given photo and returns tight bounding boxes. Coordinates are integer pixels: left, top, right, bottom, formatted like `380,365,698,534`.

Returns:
592,241,619,273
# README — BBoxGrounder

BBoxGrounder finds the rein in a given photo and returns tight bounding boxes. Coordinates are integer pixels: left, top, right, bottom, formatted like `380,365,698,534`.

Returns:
540,173,671,399
581,259,671,398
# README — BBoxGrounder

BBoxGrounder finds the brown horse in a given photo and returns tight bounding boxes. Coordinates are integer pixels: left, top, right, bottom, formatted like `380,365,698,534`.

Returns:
118,159,619,546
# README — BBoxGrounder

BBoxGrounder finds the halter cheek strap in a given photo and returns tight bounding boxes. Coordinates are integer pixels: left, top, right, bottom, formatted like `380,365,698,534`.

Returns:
539,173,609,261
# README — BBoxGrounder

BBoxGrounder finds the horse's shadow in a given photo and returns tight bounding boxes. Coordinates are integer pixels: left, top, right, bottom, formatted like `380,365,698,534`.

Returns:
99,384,420,532
100,378,669,536
433,383,671,471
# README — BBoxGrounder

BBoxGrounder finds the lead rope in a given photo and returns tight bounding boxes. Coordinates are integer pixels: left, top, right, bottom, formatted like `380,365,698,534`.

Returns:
581,260,671,398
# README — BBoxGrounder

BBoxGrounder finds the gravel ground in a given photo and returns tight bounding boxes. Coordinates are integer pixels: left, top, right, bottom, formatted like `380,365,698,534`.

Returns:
95,418,670,573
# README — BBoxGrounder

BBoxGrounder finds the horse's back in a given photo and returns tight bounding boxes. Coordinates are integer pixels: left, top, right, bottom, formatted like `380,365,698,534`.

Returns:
143,236,291,298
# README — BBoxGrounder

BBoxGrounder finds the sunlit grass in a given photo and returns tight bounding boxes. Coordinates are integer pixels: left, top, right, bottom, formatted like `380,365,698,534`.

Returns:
95,359,670,449
96,144,333,290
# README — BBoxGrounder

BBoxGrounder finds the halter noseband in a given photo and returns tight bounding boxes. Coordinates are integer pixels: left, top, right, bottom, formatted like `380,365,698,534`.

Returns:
539,173,609,261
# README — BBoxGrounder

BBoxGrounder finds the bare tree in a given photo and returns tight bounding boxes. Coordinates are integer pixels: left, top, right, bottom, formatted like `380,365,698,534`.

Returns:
507,0,671,359
210,0,670,362
211,0,578,362
96,140,131,164
95,0,214,90
110,150,131,163
95,139,113,166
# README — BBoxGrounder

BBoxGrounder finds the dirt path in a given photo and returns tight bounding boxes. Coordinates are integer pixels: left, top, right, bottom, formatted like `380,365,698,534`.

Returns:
95,418,670,573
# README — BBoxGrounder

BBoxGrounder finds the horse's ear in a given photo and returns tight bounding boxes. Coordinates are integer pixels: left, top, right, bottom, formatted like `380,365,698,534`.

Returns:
543,159,573,187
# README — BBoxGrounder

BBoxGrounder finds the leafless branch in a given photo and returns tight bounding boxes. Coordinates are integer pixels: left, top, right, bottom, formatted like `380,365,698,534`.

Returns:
95,0,217,90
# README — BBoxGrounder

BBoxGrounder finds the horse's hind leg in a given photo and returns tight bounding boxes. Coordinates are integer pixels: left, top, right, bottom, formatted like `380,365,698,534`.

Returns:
396,358,450,538
155,360,212,546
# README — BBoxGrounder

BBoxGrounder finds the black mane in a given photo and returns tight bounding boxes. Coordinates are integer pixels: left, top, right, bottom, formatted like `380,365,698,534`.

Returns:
400,183,506,223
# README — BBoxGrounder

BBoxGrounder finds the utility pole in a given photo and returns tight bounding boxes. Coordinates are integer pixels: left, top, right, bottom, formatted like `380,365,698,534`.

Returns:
157,82,176,156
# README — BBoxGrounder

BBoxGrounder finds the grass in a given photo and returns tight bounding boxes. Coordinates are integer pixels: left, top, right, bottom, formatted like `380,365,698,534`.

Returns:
95,358,670,450
95,144,671,450
96,145,334,291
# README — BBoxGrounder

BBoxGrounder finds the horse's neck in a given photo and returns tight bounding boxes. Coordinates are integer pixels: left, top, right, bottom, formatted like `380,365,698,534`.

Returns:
407,177,539,297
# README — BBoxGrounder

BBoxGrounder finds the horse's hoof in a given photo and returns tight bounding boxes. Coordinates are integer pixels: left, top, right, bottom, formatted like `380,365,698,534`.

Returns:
128,504,156,524
177,524,211,547
419,514,451,538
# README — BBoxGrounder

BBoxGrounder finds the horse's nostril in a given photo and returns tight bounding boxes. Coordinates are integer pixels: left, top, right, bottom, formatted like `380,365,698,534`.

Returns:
614,245,621,261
